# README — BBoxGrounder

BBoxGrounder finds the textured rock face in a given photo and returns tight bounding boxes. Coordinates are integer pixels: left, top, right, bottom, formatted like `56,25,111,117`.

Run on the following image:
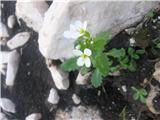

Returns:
38,1,159,60
16,0,49,32
55,106,103,120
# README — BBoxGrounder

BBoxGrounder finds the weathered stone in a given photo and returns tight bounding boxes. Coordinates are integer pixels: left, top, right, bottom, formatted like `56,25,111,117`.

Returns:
25,113,42,120
76,72,90,85
72,94,81,104
6,50,20,86
48,64,69,90
0,113,8,120
55,105,103,120
0,51,10,64
0,98,16,113
7,15,17,29
7,32,30,49
0,22,9,38
47,88,60,104
16,0,49,32
38,1,158,60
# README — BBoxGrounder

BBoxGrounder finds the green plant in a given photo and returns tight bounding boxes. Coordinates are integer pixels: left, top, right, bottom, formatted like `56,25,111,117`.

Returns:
152,37,160,49
131,86,148,103
61,21,145,88
146,10,155,19
119,106,126,120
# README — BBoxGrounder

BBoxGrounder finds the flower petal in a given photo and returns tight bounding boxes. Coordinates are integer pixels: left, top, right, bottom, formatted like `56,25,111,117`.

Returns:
84,48,92,56
77,57,84,66
84,57,91,68
70,24,76,32
73,49,83,56
63,31,72,39
75,21,83,29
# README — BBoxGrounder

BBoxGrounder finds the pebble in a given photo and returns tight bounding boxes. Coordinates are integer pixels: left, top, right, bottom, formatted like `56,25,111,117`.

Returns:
47,88,60,104
0,113,8,120
7,32,30,49
121,85,127,92
129,38,136,47
0,22,9,38
25,113,42,120
76,72,90,85
7,15,16,29
6,50,20,86
72,94,81,104
158,16,160,20
0,98,16,113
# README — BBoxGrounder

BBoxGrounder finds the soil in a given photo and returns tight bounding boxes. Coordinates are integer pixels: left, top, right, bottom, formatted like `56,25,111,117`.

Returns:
1,1,160,120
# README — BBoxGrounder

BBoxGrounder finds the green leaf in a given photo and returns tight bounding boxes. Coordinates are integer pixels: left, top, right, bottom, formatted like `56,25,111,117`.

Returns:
146,10,154,18
80,67,90,75
95,54,110,76
140,96,146,103
127,60,136,72
91,70,103,88
107,48,126,58
119,106,126,120
133,93,139,100
140,89,148,96
156,43,160,48
128,48,134,56
93,32,109,52
60,57,79,72
131,86,138,92
136,49,145,54
132,54,140,60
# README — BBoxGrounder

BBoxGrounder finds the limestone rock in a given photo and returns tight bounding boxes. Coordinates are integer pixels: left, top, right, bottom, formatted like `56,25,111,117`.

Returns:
47,88,60,104
48,65,69,90
76,72,90,85
0,22,9,38
72,94,81,104
55,105,103,120
16,0,49,32
38,1,158,60
25,113,42,120
0,98,16,113
0,51,10,64
7,32,30,49
7,15,17,29
0,113,8,120
6,50,20,86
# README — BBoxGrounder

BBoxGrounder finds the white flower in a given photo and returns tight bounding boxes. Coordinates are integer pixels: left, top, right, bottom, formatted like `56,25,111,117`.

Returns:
129,38,136,46
63,20,87,39
73,48,92,68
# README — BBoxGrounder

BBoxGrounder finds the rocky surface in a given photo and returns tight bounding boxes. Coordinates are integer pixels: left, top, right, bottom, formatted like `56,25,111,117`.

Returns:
38,1,159,60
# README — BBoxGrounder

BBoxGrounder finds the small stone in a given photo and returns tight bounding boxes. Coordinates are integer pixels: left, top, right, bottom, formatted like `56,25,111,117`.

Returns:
158,16,160,20
121,85,127,92
131,117,136,120
76,72,90,85
25,113,42,120
47,88,60,104
7,32,30,49
0,22,9,38
152,19,157,23
0,51,10,64
129,38,136,46
6,50,20,86
109,71,120,76
0,98,16,113
0,113,8,120
7,15,17,29
72,94,81,104
48,64,69,90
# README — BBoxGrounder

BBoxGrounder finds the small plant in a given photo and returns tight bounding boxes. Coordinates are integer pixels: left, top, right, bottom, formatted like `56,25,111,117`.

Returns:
131,86,148,103
119,106,127,120
61,20,145,88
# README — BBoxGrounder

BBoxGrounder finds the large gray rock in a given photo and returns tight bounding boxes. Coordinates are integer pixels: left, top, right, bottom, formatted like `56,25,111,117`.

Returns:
16,0,49,32
38,1,159,60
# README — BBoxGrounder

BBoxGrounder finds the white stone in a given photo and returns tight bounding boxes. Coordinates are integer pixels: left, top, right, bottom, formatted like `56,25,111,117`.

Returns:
129,38,136,46
55,106,103,120
0,64,7,75
16,0,49,32
0,22,9,38
76,72,90,85
122,85,127,92
47,88,60,104
6,50,20,86
7,15,16,29
48,65,69,90
72,94,81,104
0,113,8,120
25,113,42,120
0,98,16,113
7,32,30,49
38,1,158,60
0,51,10,64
